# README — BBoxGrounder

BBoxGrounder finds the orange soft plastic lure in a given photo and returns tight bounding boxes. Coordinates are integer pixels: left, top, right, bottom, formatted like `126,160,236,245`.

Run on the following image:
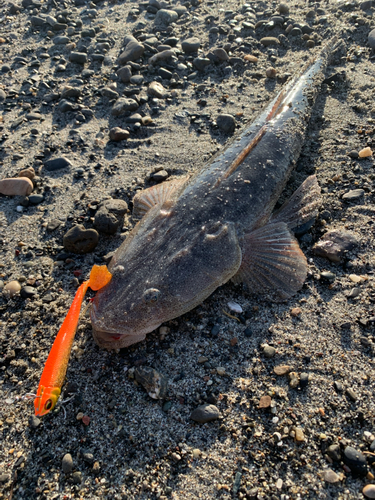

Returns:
34,265,112,417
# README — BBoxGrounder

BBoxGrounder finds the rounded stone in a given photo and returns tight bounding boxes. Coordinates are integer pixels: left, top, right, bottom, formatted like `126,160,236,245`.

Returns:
181,37,201,53
368,28,375,50
111,98,139,116
117,65,132,83
278,3,289,15
191,404,220,423
63,225,99,254
44,157,72,172
263,345,276,358
4,281,21,297
28,194,44,205
62,453,73,473
69,52,87,64
155,9,178,25
260,37,279,47
363,485,375,499
216,114,236,134
343,446,368,477
20,286,37,299
109,127,130,141
118,37,144,65
323,469,340,484
0,177,33,196
94,207,120,235
147,81,167,98
18,167,35,180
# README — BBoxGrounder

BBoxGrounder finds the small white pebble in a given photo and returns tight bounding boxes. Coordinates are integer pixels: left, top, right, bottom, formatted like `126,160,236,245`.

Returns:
227,301,243,313
16,206,23,212
192,449,201,459
272,416,279,424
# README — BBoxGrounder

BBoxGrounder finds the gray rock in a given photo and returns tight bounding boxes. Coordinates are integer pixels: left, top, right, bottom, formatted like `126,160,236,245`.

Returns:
263,344,276,358
148,49,175,65
44,157,72,171
148,81,167,98
260,37,280,46
29,415,41,428
369,28,375,49
101,87,119,99
31,15,45,26
130,75,144,85
28,194,44,205
112,98,139,116
21,286,37,299
118,36,144,65
193,57,211,71
117,65,132,83
62,453,73,473
342,189,365,201
109,127,130,141
155,9,178,25
327,444,341,462
212,47,229,61
323,469,340,484
63,225,99,254
71,471,82,484
53,36,70,45
94,208,120,235
181,37,201,53
69,52,87,64
191,404,220,423
216,114,236,134
58,99,77,112
343,446,368,477
61,86,81,99
151,170,168,182
313,230,358,263
135,366,168,399
0,89,6,101
0,473,11,483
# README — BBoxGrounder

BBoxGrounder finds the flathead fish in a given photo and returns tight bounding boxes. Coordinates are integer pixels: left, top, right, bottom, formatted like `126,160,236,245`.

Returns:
91,39,339,349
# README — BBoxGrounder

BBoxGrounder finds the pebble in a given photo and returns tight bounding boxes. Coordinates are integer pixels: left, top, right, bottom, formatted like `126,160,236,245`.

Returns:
266,67,277,78
343,446,368,477
18,167,35,180
181,37,201,53
227,301,242,313
342,189,365,201
212,48,229,61
0,474,10,483
109,127,130,141
288,372,299,388
192,449,201,459
155,9,178,25
44,157,72,172
358,147,372,158
291,307,302,317
134,366,168,399
4,281,21,297
149,49,175,65
260,37,279,47
368,28,375,50
294,427,305,442
258,395,271,408
244,54,258,63
190,404,220,423
62,453,73,473
263,345,276,358
21,286,37,299
71,471,82,484
118,36,144,65
69,52,87,64
112,98,139,116
323,469,340,484
216,114,236,134
278,3,289,15
148,81,167,98
300,372,309,388
0,177,33,196
29,415,41,428
63,225,99,254
313,230,358,263
327,444,341,462
348,150,359,158
274,365,290,376
193,57,211,72
94,199,127,234
29,194,44,205
151,170,169,182
346,387,358,402
117,65,132,83
363,485,375,499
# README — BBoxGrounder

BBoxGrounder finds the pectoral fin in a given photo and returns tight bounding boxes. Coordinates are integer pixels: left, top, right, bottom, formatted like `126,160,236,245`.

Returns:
233,222,307,300
270,175,321,230
133,176,188,219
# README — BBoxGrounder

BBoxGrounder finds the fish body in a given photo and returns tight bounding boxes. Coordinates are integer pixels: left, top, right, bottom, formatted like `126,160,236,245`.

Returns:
91,40,338,350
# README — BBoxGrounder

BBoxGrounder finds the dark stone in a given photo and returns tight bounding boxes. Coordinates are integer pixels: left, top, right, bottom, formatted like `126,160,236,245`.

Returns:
343,446,368,477
327,444,341,462
134,366,168,399
299,373,309,388
191,404,220,423
118,36,145,65
44,157,72,171
63,225,99,254
216,114,236,134
313,230,358,263
21,286,37,299
28,194,44,205
69,52,87,64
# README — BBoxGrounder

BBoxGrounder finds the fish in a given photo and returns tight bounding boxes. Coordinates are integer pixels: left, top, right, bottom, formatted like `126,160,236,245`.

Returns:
91,39,339,350
34,265,112,417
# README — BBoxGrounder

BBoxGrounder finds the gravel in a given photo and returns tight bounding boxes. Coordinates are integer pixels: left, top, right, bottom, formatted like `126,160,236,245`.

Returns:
1,0,375,499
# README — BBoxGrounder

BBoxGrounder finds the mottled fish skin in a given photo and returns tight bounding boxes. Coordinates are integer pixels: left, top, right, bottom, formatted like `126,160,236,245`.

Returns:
91,39,338,349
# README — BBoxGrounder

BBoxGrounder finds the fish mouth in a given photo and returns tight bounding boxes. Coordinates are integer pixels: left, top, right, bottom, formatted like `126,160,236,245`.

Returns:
90,304,161,349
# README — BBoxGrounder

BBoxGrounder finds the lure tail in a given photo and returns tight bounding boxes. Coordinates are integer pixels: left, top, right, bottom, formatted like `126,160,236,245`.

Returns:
34,265,112,417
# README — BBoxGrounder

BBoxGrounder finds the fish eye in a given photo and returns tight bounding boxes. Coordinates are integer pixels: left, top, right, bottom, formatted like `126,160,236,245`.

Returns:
143,288,161,303
44,399,53,410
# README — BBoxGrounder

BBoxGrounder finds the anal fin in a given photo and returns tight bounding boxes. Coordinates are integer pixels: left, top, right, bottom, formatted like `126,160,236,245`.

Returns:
270,175,322,230
233,222,307,300
133,176,188,219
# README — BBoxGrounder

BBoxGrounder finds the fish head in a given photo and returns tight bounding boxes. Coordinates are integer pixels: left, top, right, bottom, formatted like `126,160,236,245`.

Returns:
34,386,61,417
91,220,242,349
